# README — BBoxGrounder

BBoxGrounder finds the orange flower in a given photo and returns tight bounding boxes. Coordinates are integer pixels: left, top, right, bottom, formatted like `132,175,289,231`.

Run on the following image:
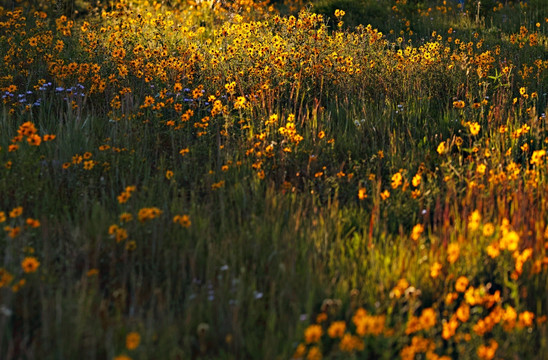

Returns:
410,224,424,242
482,223,495,237
117,186,136,204
9,207,23,218
115,228,128,243
405,316,421,335
83,160,96,170
358,186,367,200
411,173,421,187
327,321,346,338
468,210,481,231
503,306,517,330
18,121,37,136
27,134,42,146
455,276,469,292
469,122,481,136
304,324,322,343
114,356,132,360
339,333,364,352
500,231,519,251
419,308,436,329
453,100,465,108
292,343,306,359
126,332,141,350
391,172,403,189
442,316,459,339
21,257,40,273
25,218,41,228
118,192,130,204
477,339,498,360
108,224,119,235
306,346,321,360
447,243,460,264
518,311,535,328
173,214,191,228
430,262,442,278
119,213,133,223
316,313,328,323
5,226,21,239
0,268,13,287
390,279,409,298
137,207,162,222
87,269,99,277
456,304,470,322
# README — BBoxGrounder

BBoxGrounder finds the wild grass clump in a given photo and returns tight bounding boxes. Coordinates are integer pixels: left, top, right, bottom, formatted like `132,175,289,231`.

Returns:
0,0,547,359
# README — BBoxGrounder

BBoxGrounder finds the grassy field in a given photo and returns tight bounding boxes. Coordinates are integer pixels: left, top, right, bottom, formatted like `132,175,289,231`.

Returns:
0,0,547,358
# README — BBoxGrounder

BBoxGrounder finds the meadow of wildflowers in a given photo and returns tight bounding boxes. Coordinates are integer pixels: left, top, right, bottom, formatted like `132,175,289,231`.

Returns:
0,0,547,358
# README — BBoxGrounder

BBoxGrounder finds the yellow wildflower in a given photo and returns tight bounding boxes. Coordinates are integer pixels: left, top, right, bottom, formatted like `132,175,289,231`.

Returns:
437,141,446,155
